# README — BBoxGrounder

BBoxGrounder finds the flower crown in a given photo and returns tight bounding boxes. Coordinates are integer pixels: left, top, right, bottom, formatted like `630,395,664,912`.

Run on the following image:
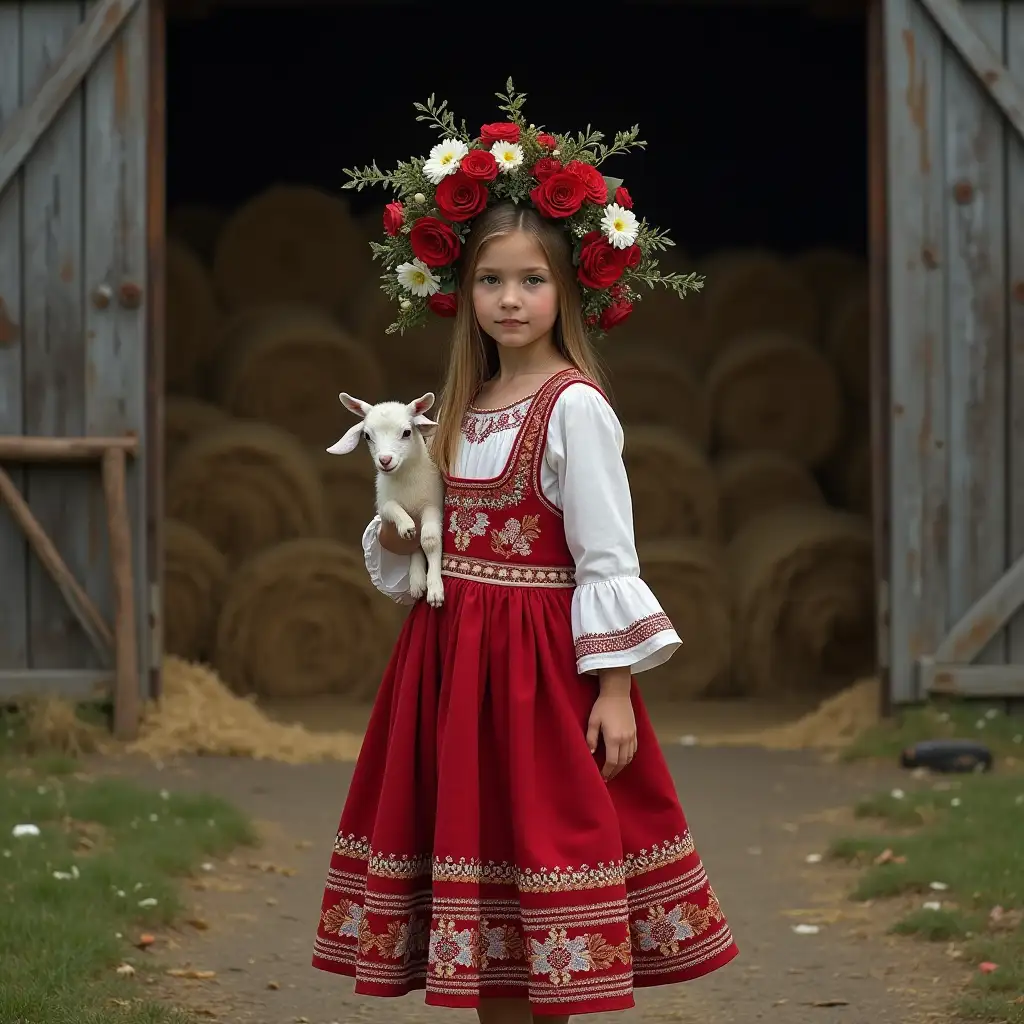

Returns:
342,79,703,339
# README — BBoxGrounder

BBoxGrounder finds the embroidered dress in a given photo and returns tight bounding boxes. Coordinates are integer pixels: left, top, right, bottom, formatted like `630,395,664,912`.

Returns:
312,369,738,1015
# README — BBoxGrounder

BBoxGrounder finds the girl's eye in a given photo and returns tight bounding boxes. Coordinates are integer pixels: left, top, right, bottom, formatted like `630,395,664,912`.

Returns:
526,275,545,286
479,275,498,285
402,428,412,438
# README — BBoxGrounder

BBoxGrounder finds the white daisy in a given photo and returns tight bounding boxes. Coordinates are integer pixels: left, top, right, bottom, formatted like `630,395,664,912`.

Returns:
396,259,441,297
601,203,639,249
491,141,524,174
423,139,469,185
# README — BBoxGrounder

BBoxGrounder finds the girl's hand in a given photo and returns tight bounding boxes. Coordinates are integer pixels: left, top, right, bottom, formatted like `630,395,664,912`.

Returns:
586,671,637,781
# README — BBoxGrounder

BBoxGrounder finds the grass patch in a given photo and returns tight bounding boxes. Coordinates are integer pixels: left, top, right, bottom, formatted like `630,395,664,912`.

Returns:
0,711,258,1022
831,774,1024,1022
843,698,1024,762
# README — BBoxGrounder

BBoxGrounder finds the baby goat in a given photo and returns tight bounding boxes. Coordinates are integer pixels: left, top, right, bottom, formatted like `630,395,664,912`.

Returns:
327,392,445,608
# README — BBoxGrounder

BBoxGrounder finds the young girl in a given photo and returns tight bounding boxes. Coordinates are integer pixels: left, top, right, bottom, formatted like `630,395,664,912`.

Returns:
313,90,737,1021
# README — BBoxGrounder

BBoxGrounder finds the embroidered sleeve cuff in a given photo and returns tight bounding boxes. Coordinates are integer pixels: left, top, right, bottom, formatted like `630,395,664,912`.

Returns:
571,577,681,675
362,515,416,606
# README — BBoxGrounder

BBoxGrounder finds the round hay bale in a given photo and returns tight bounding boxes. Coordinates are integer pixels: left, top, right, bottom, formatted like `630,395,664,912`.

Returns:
166,421,328,568
163,518,228,662
213,185,367,312
608,291,711,372
701,251,819,350
823,427,872,516
706,331,844,467
790,246,866,318
213,537,401,700
214,308,385,448
604,349,710,449
164,396,232,474
636,538,732,699
167,203,228,266
715,450,825,540
623,427,719,542
166,239,220,393
825,282,869,404
314,449,378,543
728,506,876,698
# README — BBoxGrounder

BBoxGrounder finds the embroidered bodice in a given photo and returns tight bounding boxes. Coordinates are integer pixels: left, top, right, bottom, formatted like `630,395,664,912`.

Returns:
362,369,680,675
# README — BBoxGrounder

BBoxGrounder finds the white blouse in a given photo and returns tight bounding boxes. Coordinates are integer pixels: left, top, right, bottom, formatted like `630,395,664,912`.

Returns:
362,382,681,676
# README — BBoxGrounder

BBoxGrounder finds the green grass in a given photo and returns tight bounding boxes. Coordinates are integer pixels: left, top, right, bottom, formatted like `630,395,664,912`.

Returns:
830,774,1024,1022
843,699,1024,762
0,709,259,1023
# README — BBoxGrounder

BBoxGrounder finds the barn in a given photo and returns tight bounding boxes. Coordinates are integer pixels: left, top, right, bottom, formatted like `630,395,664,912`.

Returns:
0,0,1021,739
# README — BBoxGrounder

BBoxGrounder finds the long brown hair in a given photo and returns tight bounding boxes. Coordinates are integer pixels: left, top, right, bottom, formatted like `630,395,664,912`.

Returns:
430,203,608,476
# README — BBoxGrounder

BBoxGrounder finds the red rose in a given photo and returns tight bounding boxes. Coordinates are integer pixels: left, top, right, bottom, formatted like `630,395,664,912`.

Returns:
434,171,489,223
614,186,633,209
530,156,562,183
427,292,458,317
382,201,404,237
536,133,558,150
409,217,461,267
479,122,520,145
577,232,628,289
600,300,634,330
530,171,587,219
622,243,642,268
460,149,499,182
585,314,599,328
565,160,608,204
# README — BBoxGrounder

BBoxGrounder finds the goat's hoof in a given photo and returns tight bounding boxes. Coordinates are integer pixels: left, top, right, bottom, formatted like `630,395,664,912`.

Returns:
409,579,427,600
426,584,445,608
397,522,417,540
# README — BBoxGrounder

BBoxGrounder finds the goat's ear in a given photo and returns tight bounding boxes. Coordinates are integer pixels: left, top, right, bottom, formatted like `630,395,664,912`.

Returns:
414,416,438,437
407,392,435,417
326,422,364,455
339,392,372,418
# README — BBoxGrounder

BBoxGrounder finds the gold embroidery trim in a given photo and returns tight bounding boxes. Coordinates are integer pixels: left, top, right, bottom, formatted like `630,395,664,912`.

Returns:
574,612,675,660
441,554,576,588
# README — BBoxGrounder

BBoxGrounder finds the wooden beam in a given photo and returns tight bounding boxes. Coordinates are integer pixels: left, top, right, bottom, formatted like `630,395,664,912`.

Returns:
102,448,140,741
0,0,142,197
917,0,1024,143
932,551,1024,664
920,658,1024,698
0,670,111,701
0,435,138,461
0,465,113,663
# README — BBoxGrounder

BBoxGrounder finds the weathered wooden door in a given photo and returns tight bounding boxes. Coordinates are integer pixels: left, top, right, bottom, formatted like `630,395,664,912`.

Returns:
0,0,154,702
882,0,1024,700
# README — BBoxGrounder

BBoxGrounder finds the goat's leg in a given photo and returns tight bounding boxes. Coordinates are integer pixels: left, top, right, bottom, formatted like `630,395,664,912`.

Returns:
419,504,444,608
380,498,417,539
408,549,428,600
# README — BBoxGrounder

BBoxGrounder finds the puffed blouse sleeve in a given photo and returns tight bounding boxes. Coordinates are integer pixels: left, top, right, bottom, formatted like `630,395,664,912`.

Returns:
546,384,682,675
361,515,417,606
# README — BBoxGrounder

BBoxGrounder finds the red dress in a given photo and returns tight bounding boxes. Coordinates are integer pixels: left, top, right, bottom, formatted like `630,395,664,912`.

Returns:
312,369,738,1016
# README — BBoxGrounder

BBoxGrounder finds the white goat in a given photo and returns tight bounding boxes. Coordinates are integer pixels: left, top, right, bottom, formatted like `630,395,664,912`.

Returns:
327,392,445,608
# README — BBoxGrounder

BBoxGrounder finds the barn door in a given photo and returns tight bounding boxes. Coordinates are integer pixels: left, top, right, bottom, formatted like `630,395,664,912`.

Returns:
0,0,154,703
882,0,1024,700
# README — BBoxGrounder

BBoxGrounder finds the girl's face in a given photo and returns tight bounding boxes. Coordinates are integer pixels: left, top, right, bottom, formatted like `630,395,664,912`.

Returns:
471,231,559,352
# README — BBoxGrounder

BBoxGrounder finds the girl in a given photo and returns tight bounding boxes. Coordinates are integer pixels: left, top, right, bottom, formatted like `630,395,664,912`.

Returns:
312,201,738,1020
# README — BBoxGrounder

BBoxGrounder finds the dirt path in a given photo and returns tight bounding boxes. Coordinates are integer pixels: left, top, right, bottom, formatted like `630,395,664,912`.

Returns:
97,745,957,1023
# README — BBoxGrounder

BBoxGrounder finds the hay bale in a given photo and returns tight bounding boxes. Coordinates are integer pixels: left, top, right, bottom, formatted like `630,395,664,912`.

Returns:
636,538,732,699
213,185,367,312
623,427,719,542
824,282,869,405
700,251,819,350
164,396,232,473
163,518,228,662
604,349,710,449
167,203,228,266
213,306,384,448
213,538,401,700
706,331,844,467
166,421,328,568
166,239,220,393
823,426,872,516
790,246,866,319
715,450,825,540
313,449,378,543
728,506,876,699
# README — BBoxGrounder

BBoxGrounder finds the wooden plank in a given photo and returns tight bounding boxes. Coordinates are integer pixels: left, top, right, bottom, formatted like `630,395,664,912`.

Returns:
0,669,111,700
0,0,142,197
1008,0,1024,667
0,3,28,672
0,436,138,460
916,0,1024,143
84,0,150,713
883,0,948,701
21,2,96,671
0,464,113,661
920,658,1024,698
943,1,1007,667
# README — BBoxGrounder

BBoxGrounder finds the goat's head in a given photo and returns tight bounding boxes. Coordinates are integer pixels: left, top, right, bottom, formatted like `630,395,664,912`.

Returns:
327,392,437,474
